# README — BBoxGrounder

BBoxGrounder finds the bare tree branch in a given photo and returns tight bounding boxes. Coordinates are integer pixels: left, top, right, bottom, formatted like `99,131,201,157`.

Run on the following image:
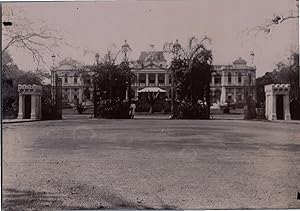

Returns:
245,12,299,36
2,9,65,66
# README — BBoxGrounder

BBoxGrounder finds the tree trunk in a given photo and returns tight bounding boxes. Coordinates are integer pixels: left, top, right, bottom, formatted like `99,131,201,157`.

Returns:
149,105,153,114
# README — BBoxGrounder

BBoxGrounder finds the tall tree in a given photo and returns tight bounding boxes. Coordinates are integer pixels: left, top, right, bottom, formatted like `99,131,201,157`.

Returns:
92,50,134,118
164,36,213,119
256,52,299,103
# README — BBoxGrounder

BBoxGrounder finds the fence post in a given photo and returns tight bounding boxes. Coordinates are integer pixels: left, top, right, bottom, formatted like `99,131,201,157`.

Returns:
93,79,97,118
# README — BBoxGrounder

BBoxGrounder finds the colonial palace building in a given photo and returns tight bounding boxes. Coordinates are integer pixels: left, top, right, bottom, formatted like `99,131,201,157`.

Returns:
51,48,256,107
51,63,94,105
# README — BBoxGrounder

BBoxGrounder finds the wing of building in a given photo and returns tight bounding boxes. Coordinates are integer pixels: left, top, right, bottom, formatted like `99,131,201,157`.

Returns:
211,57,256,107
50,64,94,106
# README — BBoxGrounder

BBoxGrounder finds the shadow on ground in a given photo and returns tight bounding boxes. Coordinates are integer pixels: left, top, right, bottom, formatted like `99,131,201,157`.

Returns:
3,188,176,210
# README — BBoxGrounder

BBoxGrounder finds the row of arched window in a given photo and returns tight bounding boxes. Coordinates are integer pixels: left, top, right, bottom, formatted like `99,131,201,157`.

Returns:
213,72,243,84
64,73,78,84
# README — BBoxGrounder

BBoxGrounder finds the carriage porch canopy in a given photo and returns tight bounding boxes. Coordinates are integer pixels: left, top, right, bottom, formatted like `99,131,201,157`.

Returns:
138,87,166,93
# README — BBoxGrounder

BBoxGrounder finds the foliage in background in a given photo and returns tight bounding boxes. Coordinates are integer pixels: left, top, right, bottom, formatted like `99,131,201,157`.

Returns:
97,99,130,119
74,102,88,114
92,53,134,118
2,52,43,118
256,52,300,119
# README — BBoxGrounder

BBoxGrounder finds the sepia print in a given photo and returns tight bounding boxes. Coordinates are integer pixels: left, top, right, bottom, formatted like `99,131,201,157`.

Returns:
2,0,300,210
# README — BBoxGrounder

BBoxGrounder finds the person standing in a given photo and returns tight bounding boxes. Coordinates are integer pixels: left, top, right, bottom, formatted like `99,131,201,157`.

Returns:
129,101,136,119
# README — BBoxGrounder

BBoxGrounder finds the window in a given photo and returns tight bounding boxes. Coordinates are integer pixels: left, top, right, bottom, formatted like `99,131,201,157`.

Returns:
238,72,242,83
64,73,68,83
214,74,221,84
237,88,244,94
65,89,68,92
228,72,232,83
227,95,232,101
158,73,165,84
149,73,155,84
74,95,77,99
74,88,78,92
74,74,77,83
139,73,146,84
237,94,243,101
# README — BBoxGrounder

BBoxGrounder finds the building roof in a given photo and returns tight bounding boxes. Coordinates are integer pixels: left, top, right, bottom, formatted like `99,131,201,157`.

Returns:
233,57,247,64
138,51,167,63
56,64,76,70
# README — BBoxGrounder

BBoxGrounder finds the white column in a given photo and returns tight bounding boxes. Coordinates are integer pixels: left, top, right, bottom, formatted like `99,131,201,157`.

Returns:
220,87,226,104
155,73,158,86
221,71,225,86
146,73,149,86
136,73,139,86
265,95,269,119
211,76,215,86
233,72,236,84
30,95,37,119
165,74,168,86
79,88,83,103
284,94,291,120
125,89,128,100
233,88,237,102
17,94,24,119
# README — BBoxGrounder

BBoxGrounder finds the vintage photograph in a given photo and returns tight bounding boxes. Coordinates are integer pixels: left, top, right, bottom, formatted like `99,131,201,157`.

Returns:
2,0,300,210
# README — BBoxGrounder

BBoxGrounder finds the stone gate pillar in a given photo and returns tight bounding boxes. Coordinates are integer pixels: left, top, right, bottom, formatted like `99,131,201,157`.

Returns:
17,94,24,119
264,84,291,120
17,84,42,120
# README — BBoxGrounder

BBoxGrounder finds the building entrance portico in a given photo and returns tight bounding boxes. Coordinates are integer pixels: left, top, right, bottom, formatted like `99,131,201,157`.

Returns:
264,84,291,120
17,84,42,120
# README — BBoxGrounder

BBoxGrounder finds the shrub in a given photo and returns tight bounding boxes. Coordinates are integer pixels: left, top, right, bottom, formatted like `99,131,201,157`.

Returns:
75,103,88,114
97,99,130,119
178,100,209,119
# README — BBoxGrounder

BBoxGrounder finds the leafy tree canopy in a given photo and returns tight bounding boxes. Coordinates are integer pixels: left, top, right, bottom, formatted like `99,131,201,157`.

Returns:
256,52,299,105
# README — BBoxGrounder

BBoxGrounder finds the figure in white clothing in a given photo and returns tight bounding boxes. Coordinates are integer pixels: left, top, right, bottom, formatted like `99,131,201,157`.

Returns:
129,102,136,119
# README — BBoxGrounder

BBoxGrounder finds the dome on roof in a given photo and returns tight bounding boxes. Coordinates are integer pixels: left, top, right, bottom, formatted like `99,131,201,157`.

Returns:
233,57,247,64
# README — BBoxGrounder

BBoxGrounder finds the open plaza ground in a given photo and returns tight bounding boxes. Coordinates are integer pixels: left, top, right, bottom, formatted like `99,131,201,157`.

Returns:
2,117,300,210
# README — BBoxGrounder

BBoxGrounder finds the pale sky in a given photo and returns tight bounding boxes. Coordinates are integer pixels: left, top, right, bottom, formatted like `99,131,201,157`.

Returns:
3,0,299,76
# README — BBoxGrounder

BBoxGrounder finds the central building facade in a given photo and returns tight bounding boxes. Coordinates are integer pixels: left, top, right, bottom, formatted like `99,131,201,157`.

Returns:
131,49,171,99
130,48,256,109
